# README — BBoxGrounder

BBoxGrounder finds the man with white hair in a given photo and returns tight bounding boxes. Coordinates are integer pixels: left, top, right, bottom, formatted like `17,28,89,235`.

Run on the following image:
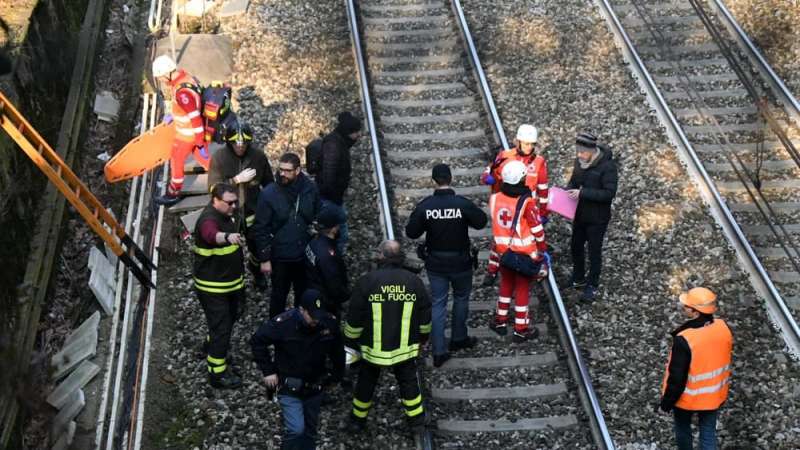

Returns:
151,54,208,205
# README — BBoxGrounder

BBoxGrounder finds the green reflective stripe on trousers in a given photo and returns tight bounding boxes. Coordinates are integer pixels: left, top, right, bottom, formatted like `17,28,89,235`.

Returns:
352,408,368,418
362,345,419,365
194,276,244,293
400,302,413,349
402,394,422,407
207,355,226,365
195,276,244,288
208,364,227,374
246,214,255,227
419,322,431,334
193,244,240,256
371,303,382,352
353,398,372,409
344,323,363,339
405,404,424,417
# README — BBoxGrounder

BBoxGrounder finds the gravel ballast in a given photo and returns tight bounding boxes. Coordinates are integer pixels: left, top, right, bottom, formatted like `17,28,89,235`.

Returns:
461,0,800,448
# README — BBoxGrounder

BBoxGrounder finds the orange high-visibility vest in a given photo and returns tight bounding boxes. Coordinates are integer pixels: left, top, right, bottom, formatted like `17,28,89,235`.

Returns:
170,70,204,144
490,149,549,208
489,193,542,257
662,319,733,411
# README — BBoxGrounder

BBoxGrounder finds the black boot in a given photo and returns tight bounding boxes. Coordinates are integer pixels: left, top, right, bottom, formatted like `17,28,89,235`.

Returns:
209,370,243,389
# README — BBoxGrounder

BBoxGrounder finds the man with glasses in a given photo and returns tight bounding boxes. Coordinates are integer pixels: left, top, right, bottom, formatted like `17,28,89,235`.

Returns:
253,153,321,318
193,183,245,388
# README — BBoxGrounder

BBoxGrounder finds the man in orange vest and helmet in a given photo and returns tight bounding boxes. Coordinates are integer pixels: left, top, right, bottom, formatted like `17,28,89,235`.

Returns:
152,54,210,206
480,124,549,216
487,160,548,343
660,287,733,450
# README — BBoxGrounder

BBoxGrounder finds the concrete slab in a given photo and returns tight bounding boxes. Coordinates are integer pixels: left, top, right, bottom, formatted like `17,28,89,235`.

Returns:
156,35,233,85
180,209,203,233
425,353,557,370
51,421,76,450
437,415,578,433
169,194,209,213
183,173,209,195
52,326,98,380
51,389,84,437
432,383,567,401
47,361,99,409
93,91,120,122
218,0,249,17
177,0,218,17
89,268,114,315
185,142,223,172
104,243,118,269
449,324,547,340
89,248,115,290
65,311,100,347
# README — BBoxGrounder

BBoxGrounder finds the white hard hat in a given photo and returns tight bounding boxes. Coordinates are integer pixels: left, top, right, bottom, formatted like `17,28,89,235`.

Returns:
501,160,527,185
516,124,538,143
152,55,177,78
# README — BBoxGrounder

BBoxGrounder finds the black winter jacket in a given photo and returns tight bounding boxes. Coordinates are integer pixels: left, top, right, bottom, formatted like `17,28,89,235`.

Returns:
207,144,273,222
253,173,320,262
250,308,340,384
305,235,351,308
567,147,618,224
317,131,355,205
660,314,715,412
405,188,488,273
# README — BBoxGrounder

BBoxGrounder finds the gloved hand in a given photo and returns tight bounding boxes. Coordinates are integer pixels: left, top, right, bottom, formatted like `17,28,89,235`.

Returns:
233,168,257,184
162,114,173,124
538,215,549,226
198,144,209,159
480,170,496,186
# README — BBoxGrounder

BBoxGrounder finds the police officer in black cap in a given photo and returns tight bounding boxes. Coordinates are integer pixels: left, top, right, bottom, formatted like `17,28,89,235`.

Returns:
405,163,488,367
251,289,340,450
305,206,350,385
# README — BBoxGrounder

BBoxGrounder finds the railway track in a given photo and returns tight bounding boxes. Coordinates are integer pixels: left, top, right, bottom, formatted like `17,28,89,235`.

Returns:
346,0,613,447
597,0,800,356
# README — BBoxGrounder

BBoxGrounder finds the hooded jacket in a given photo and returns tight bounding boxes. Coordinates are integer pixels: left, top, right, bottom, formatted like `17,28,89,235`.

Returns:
317,131,355,205
567,146,618,224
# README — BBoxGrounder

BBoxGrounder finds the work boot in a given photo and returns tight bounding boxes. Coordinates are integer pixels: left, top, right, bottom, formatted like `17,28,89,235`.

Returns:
209,371,243,389
581,285,597,302
154,192,181,206
489,319,507,336
569,275,586,289
512,327,539,343
448,336,478,352
433,353,451,368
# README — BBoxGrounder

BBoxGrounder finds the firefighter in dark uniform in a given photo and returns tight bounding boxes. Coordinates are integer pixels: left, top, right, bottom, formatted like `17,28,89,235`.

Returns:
305,207,350,385
251,289,340,450
343,240,432,432
405,163,487,368
193,183,245,389
207,121,274,291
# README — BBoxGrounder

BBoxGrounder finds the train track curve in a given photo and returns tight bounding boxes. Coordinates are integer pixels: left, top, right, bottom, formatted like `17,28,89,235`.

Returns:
596,0,800,358
346,0,614,448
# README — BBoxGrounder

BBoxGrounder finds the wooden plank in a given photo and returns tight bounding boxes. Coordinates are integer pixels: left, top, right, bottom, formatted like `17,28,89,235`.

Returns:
425,353,558,370
432,383,567,401
437,415,578,433
168,194,209,213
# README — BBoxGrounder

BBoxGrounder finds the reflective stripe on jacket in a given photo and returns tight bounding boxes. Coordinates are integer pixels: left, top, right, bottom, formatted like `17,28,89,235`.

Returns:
489,192,545,259
170,70,204,144
193,204,244,293
662,319,733,410
489,148,549,212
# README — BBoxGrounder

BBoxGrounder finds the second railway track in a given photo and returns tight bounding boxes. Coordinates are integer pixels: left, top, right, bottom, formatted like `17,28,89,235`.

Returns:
348,0,612,447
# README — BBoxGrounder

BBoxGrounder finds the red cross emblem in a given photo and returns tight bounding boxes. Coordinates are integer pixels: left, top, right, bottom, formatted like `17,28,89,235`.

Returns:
497,207,513,229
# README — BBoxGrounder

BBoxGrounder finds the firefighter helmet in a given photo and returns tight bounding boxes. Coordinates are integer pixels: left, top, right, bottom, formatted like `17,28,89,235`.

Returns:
226,122,253,146
679,287,717,314
501,160,527,185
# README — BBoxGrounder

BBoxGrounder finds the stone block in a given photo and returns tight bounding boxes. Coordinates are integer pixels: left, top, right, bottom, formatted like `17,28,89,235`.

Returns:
183,173,209,195
51,389,84,437
93,91,120,122
156,35,233,85
51,420,76,450
89,268,114,315
169,194,209,214
47,361,99,409
64,311,100,347
51,326,98,380
180,209,203,233
88,247,115,290
218,0,249,17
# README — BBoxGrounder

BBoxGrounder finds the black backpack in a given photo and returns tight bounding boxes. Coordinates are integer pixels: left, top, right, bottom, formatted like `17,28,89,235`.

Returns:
305,133,326,176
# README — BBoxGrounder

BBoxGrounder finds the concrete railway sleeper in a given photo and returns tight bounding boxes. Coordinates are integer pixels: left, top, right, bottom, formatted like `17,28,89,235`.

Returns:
346,0,614,448
601,0,800,356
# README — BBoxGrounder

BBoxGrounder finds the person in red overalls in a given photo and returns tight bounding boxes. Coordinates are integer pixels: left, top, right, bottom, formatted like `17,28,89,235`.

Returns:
152,55,209,206
487,161,548,343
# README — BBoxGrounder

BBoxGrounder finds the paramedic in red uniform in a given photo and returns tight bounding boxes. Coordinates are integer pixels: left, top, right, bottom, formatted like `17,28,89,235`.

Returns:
487,161,548,343
152,55,209,206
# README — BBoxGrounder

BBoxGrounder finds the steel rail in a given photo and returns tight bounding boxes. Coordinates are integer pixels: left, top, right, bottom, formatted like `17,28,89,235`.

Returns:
708,0,800,125
449,1,615,448
345,0,395,241
593,0,800,358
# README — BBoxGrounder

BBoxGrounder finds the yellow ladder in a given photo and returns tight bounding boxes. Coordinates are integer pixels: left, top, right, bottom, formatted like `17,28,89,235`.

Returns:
0,91,156,288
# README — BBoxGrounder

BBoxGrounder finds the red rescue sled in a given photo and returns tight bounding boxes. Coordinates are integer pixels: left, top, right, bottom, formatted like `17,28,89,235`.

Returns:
104,123,175,183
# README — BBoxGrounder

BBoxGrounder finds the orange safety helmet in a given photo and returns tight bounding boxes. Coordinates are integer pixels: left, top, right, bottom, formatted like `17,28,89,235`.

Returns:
679,287,717,314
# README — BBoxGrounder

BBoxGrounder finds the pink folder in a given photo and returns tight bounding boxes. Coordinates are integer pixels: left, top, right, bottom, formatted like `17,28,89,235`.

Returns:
548,187,578,221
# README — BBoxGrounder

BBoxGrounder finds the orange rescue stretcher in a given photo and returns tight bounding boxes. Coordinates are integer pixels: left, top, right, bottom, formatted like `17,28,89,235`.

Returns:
104,122,175,183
